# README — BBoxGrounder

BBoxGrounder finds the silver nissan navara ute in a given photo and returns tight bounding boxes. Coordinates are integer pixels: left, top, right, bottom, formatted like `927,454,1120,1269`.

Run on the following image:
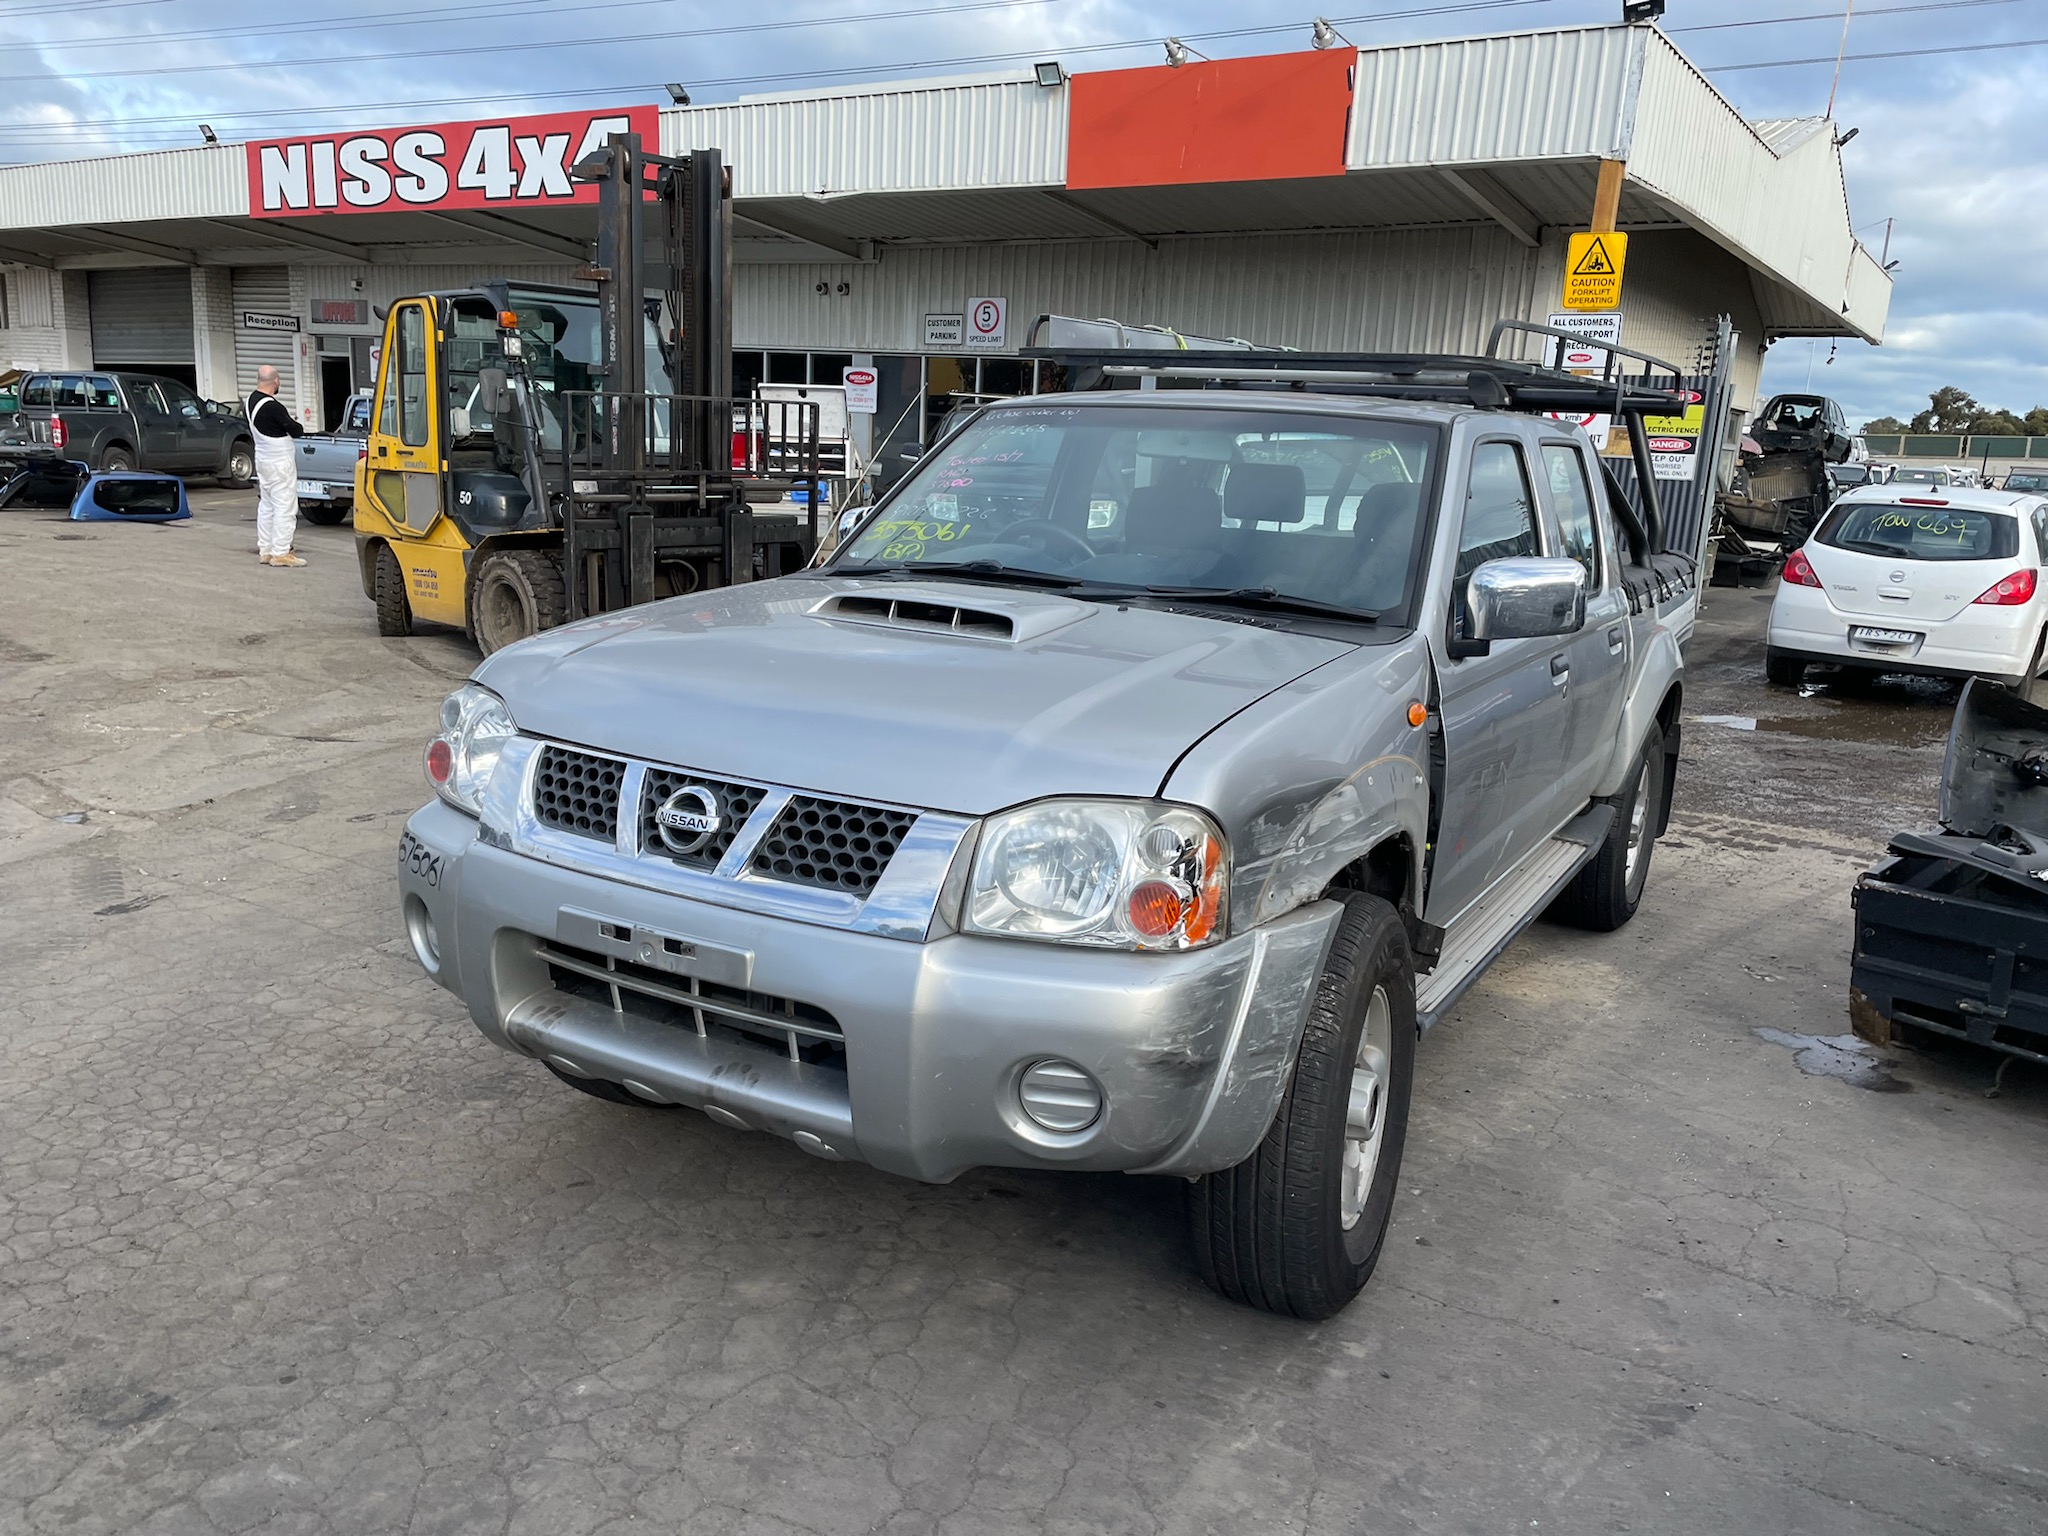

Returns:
396,343,1695,1318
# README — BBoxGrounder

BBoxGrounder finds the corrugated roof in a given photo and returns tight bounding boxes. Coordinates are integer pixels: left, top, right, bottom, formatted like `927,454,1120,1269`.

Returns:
1751,118,1831,156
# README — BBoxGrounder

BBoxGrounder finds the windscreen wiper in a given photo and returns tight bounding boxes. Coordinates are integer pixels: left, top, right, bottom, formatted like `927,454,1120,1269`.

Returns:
841,559,1090,590
1141,585,1379,624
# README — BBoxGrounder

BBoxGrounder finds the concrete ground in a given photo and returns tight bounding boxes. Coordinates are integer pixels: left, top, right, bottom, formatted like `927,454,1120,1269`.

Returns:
1,488,2044,1536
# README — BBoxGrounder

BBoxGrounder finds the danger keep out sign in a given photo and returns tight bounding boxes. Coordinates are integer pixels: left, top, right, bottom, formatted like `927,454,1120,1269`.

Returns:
247,106,659,218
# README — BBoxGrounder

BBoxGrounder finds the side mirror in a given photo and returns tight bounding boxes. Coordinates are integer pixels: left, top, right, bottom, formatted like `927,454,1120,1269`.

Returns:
448,406,471,440
896,442,926,466
1457,557,1587,655
476,367,511,416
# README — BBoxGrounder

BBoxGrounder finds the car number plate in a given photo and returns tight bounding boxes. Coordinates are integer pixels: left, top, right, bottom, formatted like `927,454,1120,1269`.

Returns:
294,479,327,500
1851,625,1920,645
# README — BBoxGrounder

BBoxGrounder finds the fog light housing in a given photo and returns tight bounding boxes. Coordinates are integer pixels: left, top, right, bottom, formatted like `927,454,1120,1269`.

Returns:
404,893,441,975
1018,1059,1102,1133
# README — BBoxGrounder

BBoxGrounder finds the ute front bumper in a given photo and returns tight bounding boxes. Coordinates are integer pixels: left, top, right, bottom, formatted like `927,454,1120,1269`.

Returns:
397,798,1337,1184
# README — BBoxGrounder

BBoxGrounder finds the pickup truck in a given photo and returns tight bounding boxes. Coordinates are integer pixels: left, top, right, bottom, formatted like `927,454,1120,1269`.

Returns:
394,350,1694,1318
293,392,370,525
4,370,253,483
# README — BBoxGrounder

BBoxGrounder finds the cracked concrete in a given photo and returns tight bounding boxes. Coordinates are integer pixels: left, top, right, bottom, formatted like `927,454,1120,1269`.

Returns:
2,496,2044,1533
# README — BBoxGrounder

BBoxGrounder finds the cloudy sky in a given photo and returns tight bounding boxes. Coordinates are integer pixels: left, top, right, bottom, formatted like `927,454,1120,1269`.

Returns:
0,0,2040,427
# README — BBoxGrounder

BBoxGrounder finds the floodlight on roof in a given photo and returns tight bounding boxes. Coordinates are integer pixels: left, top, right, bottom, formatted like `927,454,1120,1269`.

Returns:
664,83,691,105
1164,37,1205,67
1033,61,1065,88
1311,18,1351,50
198,124,218,145
1621,0,1666,21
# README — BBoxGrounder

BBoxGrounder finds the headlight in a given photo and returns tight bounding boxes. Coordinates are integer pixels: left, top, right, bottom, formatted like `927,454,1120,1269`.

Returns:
964,799,1228,950
424,683,515,815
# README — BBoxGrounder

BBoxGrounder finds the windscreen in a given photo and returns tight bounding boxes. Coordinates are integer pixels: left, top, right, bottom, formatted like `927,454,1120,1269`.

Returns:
445,288,671,456
837,403,1440,619
1820,500,2018,561
2006,472,2048,492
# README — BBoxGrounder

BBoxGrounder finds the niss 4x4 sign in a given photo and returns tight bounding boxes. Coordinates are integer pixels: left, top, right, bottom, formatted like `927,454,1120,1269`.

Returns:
247,106,660,217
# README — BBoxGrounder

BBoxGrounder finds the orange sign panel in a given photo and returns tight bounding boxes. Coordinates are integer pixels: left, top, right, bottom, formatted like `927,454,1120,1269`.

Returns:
1066,51,1355,191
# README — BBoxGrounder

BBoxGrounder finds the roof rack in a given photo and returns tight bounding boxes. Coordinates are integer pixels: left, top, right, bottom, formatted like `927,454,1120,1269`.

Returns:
1021,319,1690,417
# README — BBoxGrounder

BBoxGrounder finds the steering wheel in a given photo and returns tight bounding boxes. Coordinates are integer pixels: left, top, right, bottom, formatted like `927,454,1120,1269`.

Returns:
993,518,1095,564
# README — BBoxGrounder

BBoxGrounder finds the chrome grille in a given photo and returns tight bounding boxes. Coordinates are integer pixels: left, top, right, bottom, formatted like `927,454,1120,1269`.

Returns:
638,767,767,870
533,746,624,841
539,939,845,1068
751,796,917,897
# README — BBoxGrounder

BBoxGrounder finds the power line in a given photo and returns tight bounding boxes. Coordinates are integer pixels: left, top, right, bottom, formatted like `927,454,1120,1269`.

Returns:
1672,0,2029,31
1710,31,2048,70
0,0,2032,151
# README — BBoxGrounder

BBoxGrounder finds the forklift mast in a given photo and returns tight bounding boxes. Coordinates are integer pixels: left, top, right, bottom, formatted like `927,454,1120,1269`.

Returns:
557,134,818,618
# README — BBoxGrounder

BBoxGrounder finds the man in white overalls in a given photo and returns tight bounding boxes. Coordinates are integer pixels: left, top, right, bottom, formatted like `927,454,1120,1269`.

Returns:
246,365,305,566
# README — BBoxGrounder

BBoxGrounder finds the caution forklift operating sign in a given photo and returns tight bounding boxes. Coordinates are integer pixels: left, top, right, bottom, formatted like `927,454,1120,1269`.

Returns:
1562,231,1628,311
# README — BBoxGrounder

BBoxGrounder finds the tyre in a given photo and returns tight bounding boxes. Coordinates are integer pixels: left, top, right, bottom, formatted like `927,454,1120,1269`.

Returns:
2011,630,2048,706
469,548,566,656
1764,648,1804,687
220,440,254,487
99,444,135,472
545,1063,677,1108
300,501,351,526
372,543,412,637
1188,893,1416,1319
1549,728,1665,932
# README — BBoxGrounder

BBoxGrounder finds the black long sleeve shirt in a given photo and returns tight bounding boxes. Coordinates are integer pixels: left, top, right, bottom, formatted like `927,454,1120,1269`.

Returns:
246,392,304,440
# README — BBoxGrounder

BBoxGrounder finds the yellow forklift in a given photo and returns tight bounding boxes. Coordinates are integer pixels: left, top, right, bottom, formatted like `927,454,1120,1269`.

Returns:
352,139,822,653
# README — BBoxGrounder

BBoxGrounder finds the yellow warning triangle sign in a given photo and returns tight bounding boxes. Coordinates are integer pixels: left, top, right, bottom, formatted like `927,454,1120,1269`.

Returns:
1572,236,1617,277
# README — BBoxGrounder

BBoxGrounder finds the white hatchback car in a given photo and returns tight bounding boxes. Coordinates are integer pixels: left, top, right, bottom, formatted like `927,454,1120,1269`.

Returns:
1767,487,2048,693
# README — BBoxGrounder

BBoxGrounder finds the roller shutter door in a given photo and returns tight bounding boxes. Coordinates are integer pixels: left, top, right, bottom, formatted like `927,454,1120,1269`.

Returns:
232,267,296,398
88,268,194,365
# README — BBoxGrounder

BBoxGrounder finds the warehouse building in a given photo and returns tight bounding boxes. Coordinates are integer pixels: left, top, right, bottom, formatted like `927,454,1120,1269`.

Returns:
0,20,1888,464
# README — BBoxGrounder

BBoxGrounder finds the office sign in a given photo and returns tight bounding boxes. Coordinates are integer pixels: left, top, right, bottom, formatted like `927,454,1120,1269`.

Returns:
313,299,370,327
247,105,659,219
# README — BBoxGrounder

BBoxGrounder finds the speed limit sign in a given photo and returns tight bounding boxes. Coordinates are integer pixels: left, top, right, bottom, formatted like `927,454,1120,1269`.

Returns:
965,295,1007,350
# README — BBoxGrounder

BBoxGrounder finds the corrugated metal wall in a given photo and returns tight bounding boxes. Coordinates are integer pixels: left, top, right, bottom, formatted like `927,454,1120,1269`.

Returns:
88,268,194,364
231,267,295,399
0,143,246,232
663,76,1066,198
732,227,1544,354
1348,26,1636,168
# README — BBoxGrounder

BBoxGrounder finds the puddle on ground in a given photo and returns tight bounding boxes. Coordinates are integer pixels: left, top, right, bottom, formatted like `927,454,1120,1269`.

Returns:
1755,1028,1910,1092
1692,710,1951,748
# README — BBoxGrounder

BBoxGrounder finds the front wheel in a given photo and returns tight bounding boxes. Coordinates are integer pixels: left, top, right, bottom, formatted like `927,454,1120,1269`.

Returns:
1188,893,1416,1319
220,440,254,487
1549,728,1665,932
469,548,566,656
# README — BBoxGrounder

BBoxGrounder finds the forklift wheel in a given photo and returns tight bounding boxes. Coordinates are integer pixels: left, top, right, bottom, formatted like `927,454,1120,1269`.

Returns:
373,544,412,637
470,549,566,656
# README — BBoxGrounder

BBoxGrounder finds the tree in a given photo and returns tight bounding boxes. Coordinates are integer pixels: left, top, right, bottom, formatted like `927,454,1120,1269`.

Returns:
1969,409,2027,437
2026,407,2048,436
1863,415,1910,434
1910,386,1981,434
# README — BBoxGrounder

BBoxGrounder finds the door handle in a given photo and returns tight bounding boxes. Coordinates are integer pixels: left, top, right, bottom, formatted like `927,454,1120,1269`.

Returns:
1607,624,1625,652
1550,654,1570,681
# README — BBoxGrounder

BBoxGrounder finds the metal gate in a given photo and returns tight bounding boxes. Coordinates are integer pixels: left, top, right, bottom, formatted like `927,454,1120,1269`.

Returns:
88,268,193,365
1607,316,1736,565
231,267,295,400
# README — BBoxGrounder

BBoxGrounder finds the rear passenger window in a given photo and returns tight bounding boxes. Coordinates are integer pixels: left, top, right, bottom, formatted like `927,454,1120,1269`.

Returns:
1541,443,1600,582
56,375,91,408
1458,440,1540,581
87,376,121,408
22,376,51,407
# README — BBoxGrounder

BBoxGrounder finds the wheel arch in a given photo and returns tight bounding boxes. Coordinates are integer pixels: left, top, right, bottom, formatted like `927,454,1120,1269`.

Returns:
1653,680,1683,837
355,534,386,601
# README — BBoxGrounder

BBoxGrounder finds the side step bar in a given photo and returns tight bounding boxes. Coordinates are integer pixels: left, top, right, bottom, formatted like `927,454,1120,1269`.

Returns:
1415,805,1614,1029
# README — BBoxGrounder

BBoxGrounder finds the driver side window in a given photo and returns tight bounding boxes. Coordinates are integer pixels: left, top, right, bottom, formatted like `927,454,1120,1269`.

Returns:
1458,440,1541,582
